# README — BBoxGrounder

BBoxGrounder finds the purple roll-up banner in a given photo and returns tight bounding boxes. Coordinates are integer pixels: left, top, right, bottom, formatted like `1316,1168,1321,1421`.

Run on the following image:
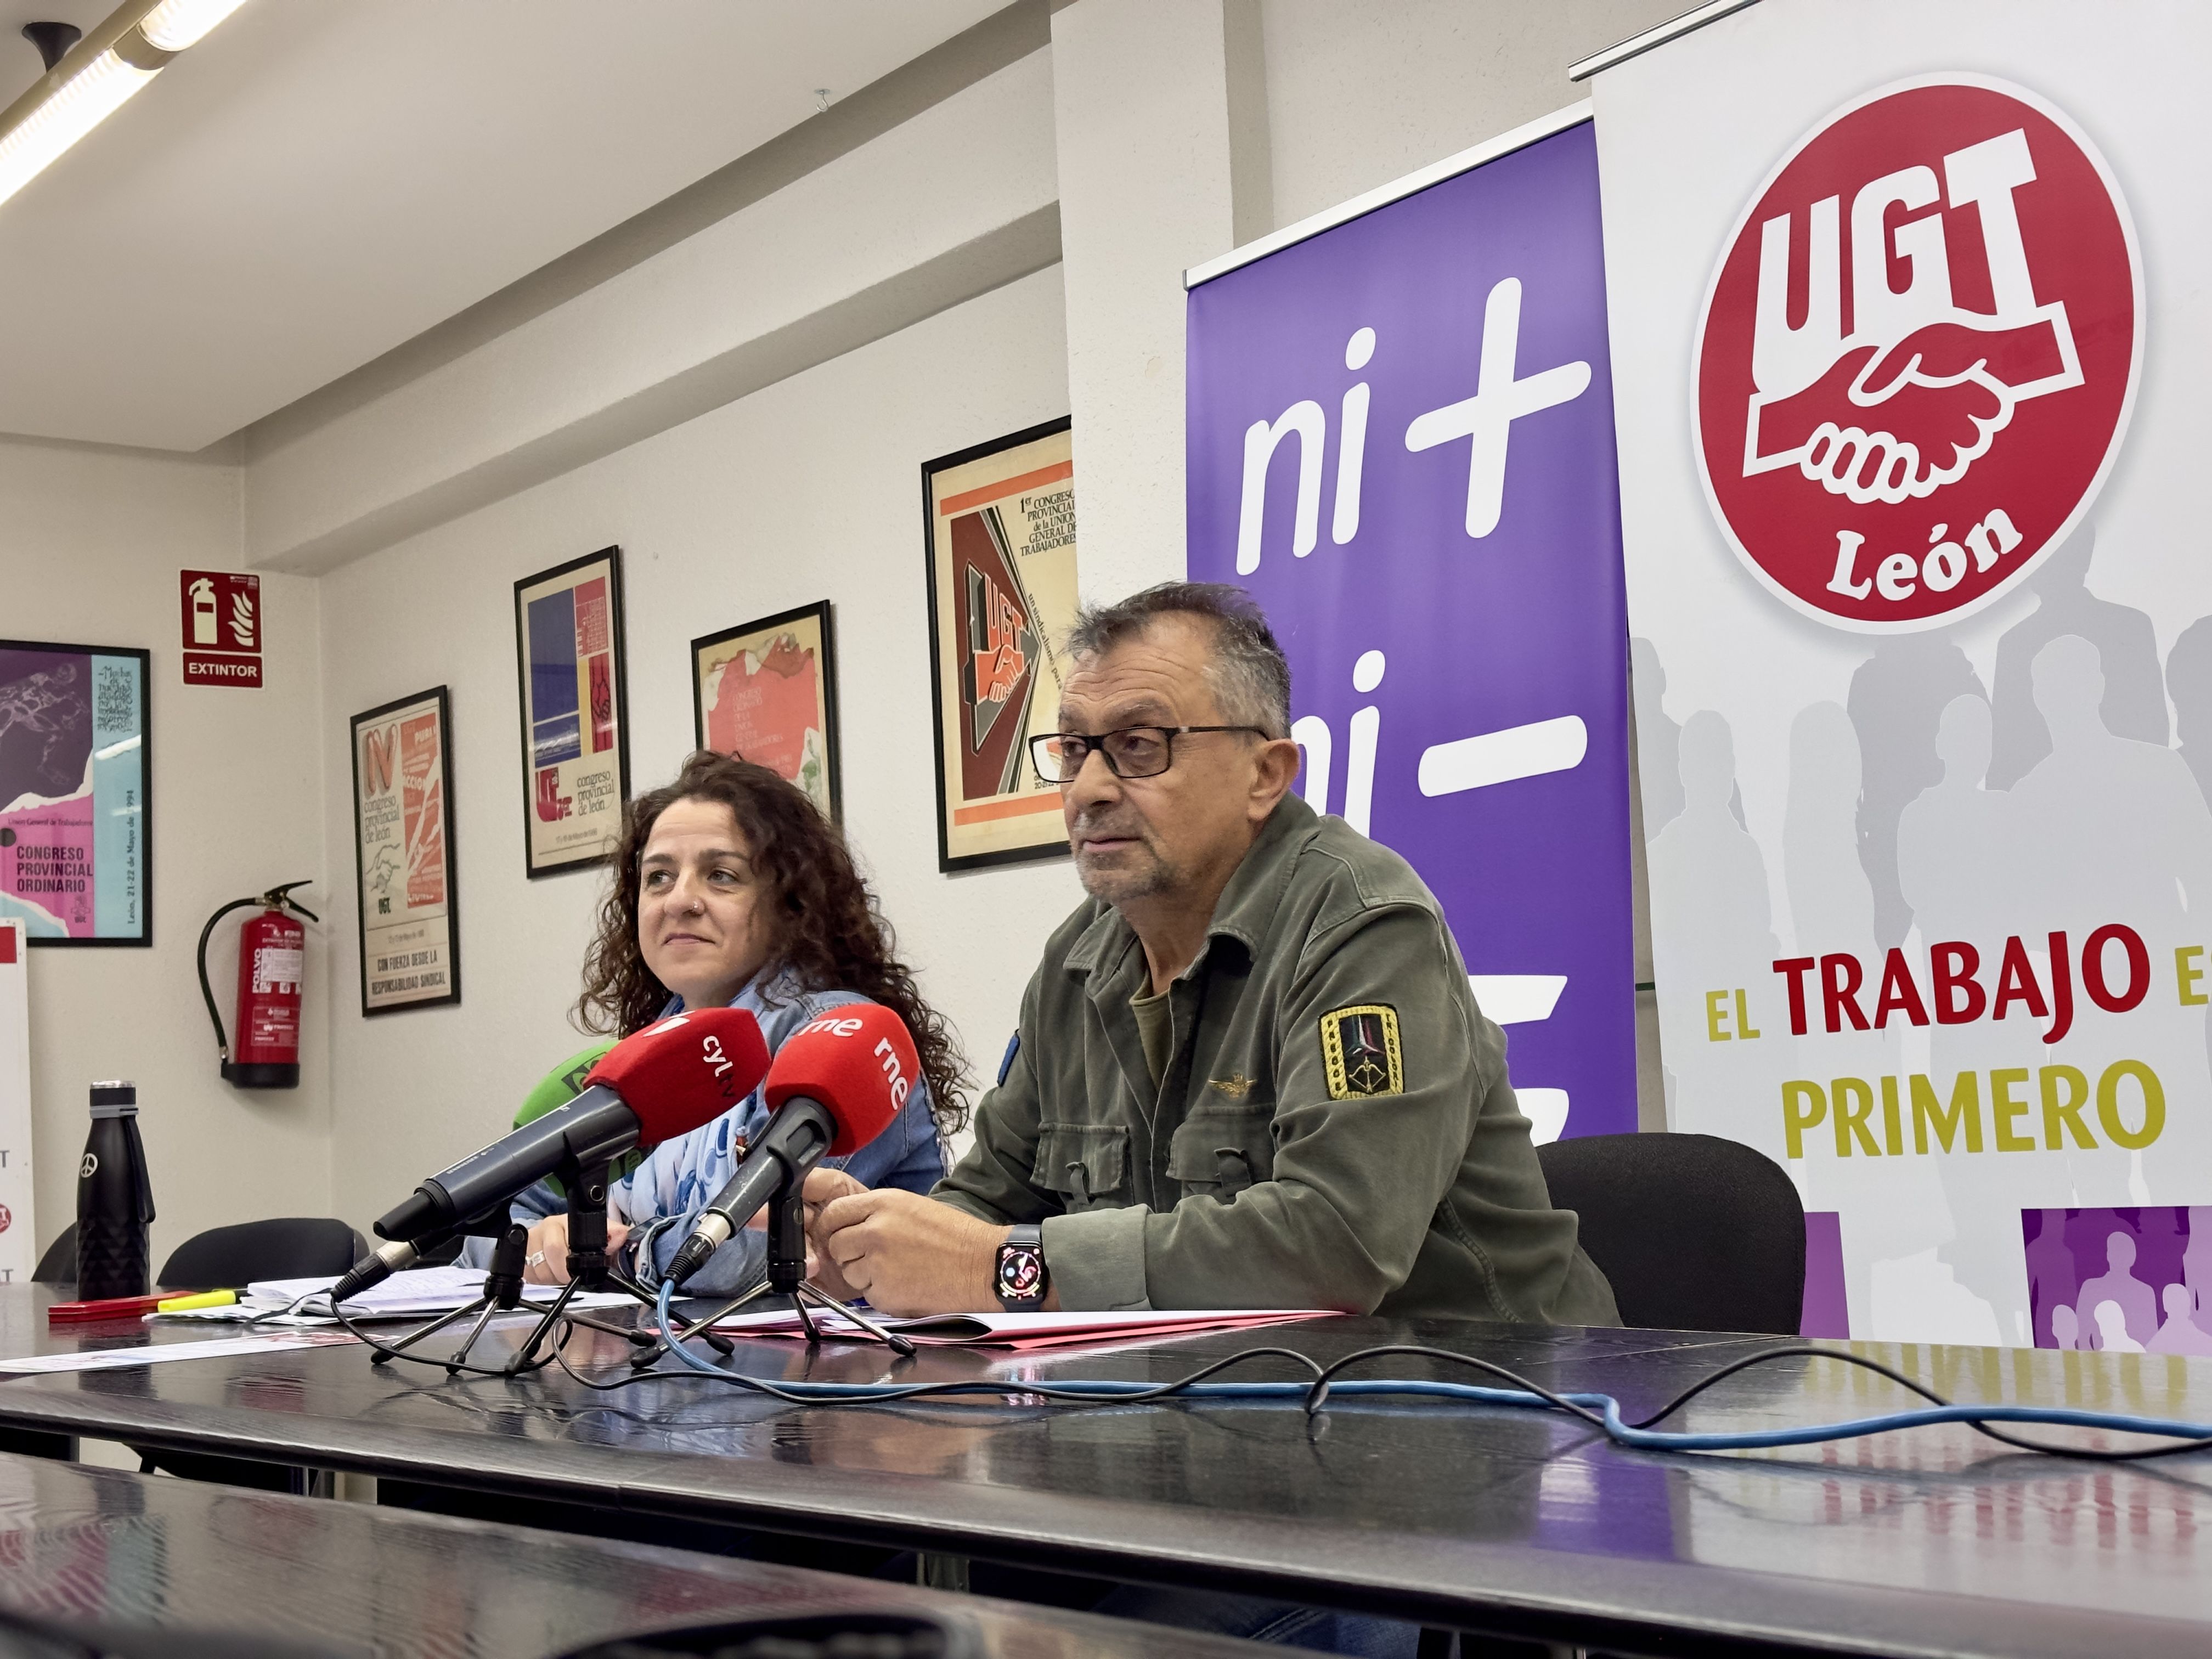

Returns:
1185,115,1635,1141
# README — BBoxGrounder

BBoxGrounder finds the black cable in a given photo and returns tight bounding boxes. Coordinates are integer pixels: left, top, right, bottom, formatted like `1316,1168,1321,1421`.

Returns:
552,1334,1332,1410
1619,1341,2212,1463
332,1302,569,1379
559,1330,2212,1463
1301,1343,1614,1430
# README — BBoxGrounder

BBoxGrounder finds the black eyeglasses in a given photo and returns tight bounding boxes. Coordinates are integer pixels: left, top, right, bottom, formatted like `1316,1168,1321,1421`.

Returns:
1029,725,1270,784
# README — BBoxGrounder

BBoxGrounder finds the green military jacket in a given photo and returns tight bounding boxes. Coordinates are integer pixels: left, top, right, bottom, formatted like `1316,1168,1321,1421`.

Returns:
935,794,1620,1323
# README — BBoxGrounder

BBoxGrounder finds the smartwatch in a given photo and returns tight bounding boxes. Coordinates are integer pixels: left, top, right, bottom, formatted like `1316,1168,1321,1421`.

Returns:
995,1224,1048,1311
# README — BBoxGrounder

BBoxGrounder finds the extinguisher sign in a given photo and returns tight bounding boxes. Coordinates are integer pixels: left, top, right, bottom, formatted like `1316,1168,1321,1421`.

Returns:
179,569,263,689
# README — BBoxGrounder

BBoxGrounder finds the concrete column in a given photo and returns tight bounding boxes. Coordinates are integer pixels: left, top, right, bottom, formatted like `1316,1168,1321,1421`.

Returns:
1049,0,1242,602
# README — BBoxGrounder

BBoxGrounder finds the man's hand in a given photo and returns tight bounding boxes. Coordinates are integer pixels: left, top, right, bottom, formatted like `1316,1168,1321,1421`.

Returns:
799,1166,871,1299
522,1213,630,1285
815,1189,1013,1317
801,1165,868,1223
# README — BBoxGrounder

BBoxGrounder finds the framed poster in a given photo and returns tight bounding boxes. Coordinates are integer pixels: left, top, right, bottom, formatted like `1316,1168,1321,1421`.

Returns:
351,687,460,1015
921,417,1079,872
514,547,630,878
692,600,841,820
0,640,149,945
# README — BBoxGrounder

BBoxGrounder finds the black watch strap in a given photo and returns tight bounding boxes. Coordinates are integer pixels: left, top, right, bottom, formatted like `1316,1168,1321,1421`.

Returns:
995,1223,1048,1311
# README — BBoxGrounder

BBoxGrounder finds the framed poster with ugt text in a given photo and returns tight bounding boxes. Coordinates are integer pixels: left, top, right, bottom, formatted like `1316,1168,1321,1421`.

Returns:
514,547,630,878
921,417,1078,872
351,686,460,1015
692,600,841,821
0,639,149,945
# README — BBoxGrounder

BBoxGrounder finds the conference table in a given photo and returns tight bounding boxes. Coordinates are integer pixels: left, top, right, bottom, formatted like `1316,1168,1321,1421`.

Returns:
0,1285,2205,1657
0,1443,1272,1656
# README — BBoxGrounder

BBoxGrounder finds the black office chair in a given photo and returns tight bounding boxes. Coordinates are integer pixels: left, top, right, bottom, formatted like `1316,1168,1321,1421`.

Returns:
131,1218,365,1493
36,1216,368,1290
157,1217,366,1290
31,1223,75,1285
1537,1132,1805,1335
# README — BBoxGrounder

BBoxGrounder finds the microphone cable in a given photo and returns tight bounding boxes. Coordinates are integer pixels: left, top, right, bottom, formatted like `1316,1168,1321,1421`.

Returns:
548,1282,2212,1465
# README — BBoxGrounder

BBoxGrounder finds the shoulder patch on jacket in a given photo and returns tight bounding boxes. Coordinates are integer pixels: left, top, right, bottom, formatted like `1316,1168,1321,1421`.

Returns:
1319,1005,1403,1099
997,1032,1020,1087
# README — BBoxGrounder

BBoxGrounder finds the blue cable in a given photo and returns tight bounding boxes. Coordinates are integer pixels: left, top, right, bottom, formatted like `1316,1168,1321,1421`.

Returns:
646,1284,2212,1457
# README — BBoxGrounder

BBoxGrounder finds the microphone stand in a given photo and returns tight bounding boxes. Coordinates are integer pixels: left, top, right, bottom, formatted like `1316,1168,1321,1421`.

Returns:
365,1157,915,1376
764,1169,917,1356
368,1161,647,1377
498,1156,763,1374
367,1217,529,1370
499,1156,612,1374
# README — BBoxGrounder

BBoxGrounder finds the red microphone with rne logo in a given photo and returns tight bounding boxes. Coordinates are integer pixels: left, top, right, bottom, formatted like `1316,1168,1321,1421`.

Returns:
663,1003,918,1289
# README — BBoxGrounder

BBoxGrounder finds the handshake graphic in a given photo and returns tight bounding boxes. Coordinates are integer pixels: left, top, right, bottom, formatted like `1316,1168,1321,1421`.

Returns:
1742,304,2082,505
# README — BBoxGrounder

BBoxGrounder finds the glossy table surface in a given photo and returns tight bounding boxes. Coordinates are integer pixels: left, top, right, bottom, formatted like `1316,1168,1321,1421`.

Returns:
0,1286,2209,1656
0,1444,1268,1658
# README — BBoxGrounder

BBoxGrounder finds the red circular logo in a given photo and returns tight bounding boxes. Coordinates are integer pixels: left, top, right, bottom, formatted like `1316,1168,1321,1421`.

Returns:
0,1205,13,1235
1694,76,2140,631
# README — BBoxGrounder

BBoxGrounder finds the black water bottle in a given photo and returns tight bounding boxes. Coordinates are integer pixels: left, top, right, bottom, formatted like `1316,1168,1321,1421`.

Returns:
76,1081,155,1298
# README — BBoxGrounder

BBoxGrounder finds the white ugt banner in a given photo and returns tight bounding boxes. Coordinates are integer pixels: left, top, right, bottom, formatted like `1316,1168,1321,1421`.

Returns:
1594,0,2212,1349
0,922,33,1284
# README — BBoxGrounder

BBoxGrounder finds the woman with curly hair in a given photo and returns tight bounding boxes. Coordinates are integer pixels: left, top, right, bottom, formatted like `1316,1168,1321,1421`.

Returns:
514,750,965,1294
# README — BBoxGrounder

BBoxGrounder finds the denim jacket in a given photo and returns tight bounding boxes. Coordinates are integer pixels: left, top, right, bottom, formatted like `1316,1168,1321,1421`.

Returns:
501,967,944,1296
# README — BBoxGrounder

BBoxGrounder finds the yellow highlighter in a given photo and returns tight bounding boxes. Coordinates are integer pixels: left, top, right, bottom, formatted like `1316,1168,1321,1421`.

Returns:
155,1290,238,1313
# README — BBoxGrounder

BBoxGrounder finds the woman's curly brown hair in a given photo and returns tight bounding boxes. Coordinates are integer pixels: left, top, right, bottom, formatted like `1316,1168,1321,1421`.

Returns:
575,751,969,1136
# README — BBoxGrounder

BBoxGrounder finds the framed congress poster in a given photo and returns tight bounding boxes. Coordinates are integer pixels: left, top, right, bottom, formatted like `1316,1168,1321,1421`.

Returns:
692,600,841,821
921,417,1078,872
350,686,460,1015
513,547,630,878
0,639,149,945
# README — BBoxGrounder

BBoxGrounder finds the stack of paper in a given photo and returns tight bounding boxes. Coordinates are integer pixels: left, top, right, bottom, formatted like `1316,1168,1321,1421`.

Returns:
149,1266,635,1324
705,1307,1338,1350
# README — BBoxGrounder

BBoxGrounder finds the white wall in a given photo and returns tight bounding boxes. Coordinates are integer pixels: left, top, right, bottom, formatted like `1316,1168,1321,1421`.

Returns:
244,44,1060,577
0,439,331,1271
1258,0,1683,224
318,268,1073,1232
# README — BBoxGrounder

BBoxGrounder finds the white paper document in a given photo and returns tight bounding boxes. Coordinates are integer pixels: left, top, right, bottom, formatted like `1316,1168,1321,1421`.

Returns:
194,1265,636,1324
0,1330,358,1375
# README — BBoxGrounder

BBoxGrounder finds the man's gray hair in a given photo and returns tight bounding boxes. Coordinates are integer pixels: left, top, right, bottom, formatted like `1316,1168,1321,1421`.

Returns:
1064,582,1292,740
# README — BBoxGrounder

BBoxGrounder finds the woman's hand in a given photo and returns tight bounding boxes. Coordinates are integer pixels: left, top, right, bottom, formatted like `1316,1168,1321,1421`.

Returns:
522,1213,631,1284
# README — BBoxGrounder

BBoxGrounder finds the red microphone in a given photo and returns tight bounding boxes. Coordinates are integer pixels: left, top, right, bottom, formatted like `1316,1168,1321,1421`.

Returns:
583,1006,774,1144
765,1004,919,1153
366,1007,770,1249
664,1002,919,1286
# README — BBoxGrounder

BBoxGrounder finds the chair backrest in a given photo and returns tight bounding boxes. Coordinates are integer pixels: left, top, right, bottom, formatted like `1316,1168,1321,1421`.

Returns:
1538,1132,1805,1335
157,1218,368,1291
32,1222,77,1285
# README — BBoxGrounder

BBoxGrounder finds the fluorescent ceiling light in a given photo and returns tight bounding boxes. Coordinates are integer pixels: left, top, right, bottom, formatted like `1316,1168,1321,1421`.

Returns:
0,0,251,213
139,0,251,53
0,49,156,210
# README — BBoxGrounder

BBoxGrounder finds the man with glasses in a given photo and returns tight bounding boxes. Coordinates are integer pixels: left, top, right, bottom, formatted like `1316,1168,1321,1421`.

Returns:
809,580,1616,1330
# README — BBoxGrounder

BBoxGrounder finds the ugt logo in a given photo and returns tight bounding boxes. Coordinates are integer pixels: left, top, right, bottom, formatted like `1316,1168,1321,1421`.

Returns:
1694,76,2140,630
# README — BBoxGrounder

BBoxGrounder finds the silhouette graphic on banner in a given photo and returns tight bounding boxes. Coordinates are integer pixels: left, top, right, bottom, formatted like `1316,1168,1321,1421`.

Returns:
1988,526,2166,788
2024,1206,2212,1353
1847,635,1983,949
2164,614,2212,812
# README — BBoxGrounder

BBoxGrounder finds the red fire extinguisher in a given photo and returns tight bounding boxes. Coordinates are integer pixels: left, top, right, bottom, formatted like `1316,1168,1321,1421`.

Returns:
196,882,317,1089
